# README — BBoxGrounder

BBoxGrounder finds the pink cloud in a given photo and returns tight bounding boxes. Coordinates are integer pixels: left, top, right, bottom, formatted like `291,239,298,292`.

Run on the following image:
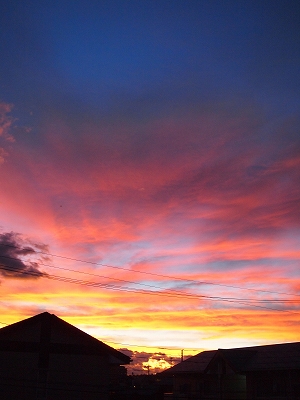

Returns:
0,102,15,141
0,102,15,164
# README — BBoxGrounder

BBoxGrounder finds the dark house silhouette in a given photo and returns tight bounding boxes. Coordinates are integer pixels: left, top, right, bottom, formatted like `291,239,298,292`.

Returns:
0,312,131,400
161,342,300,399
160,350,217,399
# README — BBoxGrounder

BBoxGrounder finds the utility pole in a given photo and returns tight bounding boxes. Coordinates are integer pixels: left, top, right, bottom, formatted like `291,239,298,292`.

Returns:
181,349,184,362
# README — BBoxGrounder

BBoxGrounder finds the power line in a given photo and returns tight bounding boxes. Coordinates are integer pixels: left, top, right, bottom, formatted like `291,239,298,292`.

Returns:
0,263,290,306
0,263,299,314
0,243,299,298
1,254,299,306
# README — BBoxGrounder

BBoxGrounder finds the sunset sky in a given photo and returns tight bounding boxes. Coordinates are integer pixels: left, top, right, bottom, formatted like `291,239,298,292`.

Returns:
0,0,300,373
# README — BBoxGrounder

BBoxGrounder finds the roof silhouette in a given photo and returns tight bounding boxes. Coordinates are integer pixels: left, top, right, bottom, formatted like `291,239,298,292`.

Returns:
160,350,217,375
161,341,300,375
0,311,130,364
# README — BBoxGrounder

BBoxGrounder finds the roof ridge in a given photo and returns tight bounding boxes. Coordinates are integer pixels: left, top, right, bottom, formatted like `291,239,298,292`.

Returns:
0,312,130,364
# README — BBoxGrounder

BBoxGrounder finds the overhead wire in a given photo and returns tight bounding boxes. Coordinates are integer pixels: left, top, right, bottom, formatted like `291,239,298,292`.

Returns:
1,242,299,298
0,260,294,306
0,262,299,314
1,253,299,306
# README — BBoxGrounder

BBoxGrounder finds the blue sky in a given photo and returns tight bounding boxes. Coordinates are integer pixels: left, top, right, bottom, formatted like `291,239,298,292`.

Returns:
2,0,299,117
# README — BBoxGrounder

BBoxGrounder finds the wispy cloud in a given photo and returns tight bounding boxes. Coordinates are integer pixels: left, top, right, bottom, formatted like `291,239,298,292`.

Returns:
0,102,15,141
0,102,15,164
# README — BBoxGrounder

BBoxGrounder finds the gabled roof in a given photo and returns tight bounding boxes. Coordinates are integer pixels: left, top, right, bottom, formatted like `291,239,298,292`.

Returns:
240,342,300,371
162,341,300,376
160,350,217,375
211,342,300,372
0,312,130,364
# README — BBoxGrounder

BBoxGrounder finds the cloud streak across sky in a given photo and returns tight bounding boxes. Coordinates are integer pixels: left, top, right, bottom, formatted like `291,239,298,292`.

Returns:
0,0,299,372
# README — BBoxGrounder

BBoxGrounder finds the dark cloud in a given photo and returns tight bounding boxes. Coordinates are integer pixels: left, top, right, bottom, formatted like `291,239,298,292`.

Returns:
0,232,46,279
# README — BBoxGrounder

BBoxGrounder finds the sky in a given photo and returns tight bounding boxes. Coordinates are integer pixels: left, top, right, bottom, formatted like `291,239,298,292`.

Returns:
0,0,300,373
